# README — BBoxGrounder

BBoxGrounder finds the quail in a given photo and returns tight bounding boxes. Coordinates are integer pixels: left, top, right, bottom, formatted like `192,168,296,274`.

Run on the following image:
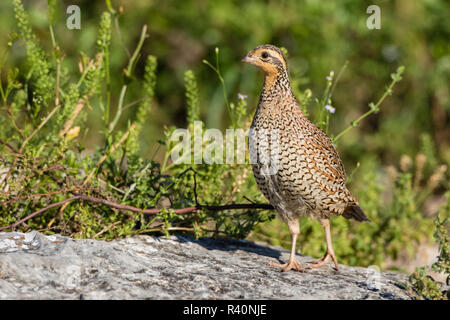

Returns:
242,45,370,272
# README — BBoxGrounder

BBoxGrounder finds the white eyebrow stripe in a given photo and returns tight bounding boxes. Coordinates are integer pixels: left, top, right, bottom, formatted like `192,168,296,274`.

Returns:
269,51,286,69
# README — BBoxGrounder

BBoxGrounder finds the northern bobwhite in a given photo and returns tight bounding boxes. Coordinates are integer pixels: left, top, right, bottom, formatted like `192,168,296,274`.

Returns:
242,45,370,272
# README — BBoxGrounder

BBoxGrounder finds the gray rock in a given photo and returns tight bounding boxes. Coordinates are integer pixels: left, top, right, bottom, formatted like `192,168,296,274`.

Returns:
0,231,412,299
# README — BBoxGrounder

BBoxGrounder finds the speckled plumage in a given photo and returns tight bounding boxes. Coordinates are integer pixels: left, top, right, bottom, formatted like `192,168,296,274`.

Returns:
243,44,369,272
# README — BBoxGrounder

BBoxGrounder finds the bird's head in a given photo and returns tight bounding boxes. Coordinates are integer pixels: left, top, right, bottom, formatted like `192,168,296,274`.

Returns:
241,45,288,76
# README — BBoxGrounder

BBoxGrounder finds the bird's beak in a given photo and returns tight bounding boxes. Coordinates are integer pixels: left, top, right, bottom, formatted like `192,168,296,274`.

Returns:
241,52,256,64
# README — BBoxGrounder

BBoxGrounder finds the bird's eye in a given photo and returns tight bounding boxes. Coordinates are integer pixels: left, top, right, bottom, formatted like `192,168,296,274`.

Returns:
261,52,269,59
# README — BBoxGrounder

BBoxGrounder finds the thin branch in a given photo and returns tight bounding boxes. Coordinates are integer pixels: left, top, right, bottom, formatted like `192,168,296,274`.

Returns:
190,167,199,206
0,138,19,154
122,96,146,111
243,196,256,204
137,226,194,234
94,220,121,238
20,104,60,153
54,54,64,108
83,122,136,186
57,122,137,215
0,194,274,232
59,96,88,137
60,54,102,137
201,203,273,211
114,13,131,58
333,66,405,142
2,103,61,187
5,107,25,139
0,196,79,231
108,25,147,134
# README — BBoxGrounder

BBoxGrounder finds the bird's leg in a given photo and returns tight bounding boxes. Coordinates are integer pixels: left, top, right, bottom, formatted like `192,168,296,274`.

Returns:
309,219,339,270
270,219,306,272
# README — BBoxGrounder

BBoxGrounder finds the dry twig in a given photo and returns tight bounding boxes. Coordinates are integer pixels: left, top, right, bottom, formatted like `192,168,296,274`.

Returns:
0,193,273,232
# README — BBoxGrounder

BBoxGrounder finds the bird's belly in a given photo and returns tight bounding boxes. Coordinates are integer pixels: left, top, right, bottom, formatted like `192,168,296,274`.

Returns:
249,137,333,219
251,161,313,219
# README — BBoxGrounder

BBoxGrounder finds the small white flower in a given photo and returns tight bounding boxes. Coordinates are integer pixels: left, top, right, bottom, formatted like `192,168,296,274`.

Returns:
326,71,334,81
237,93,248,101
325,105,335,114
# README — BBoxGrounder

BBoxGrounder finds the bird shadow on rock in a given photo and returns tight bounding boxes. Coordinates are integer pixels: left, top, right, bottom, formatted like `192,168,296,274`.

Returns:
173,234,284,261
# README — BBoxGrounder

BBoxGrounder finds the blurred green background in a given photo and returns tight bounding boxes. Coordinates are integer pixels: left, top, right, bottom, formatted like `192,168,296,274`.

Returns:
1,0,448,164
0,0,449,274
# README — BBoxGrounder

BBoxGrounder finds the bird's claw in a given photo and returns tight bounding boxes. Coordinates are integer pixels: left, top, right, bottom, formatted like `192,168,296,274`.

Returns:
308,253,339,271
269,259,306,272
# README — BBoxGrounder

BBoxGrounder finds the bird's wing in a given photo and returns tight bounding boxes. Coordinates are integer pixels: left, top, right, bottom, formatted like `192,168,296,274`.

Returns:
293,111,347,185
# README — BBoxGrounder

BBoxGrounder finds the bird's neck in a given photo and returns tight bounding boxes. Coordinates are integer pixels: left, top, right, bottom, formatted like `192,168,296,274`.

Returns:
260,70,297,109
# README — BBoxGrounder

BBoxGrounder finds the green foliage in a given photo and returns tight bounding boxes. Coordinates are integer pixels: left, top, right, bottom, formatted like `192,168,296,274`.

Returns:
128,55,158,155
1,1,273,241
97,11,112,129
2,0,447,161
97,12,112,52
332,65,405,143
12,0,54,117
407,196,449,300
234,93,247,128
432,205,450,278
203,48,235,128
184,70,200,124
408,266,445,300
141,55,158,110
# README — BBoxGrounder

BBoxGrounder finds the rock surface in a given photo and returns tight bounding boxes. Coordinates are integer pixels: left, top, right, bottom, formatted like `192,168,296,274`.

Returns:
0,231,412,299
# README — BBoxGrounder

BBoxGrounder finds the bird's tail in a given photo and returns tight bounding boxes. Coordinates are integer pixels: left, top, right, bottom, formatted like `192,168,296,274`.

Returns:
343,205,370,222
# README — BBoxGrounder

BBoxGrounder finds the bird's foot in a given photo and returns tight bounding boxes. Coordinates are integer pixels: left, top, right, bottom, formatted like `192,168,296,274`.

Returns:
308,252,339,271
270,258,306,272
310,253,328,264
